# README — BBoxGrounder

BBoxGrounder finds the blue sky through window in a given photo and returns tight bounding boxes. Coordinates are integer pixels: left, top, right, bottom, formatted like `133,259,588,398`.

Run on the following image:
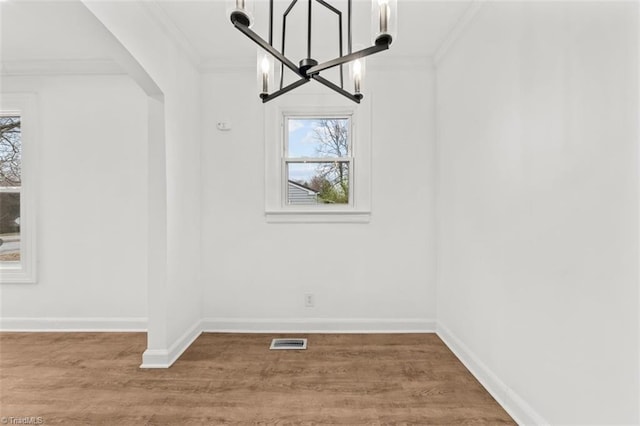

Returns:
287,163,317,184
287,119,316,158
287,118,347,158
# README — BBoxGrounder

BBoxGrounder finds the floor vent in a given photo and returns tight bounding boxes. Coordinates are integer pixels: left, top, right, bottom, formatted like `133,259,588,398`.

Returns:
270,338,307,350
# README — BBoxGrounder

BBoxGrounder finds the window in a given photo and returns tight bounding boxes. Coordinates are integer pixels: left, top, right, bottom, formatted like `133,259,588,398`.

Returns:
285,117,352,206
264,93,372,223
0,94,37,283
0,115,22,262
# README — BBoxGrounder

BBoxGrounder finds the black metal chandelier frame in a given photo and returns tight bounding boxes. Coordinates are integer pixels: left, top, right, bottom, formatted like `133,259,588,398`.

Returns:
230,0,392,103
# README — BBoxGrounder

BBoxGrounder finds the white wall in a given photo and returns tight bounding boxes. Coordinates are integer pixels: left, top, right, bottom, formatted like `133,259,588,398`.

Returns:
436,2,639,424
201,61,437,330
83,1,203,363
0,75,148,328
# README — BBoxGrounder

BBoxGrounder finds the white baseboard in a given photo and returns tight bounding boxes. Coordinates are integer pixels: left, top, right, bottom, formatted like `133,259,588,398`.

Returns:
202,317,437,333
436,323,548,426
0,317,147,332
140,319,202,369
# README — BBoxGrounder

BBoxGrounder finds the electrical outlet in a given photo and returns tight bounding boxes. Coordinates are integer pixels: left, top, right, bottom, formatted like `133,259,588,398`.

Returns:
304,293,315,307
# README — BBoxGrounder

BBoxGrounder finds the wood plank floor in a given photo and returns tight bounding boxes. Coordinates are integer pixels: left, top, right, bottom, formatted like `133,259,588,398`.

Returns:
0,332,514,425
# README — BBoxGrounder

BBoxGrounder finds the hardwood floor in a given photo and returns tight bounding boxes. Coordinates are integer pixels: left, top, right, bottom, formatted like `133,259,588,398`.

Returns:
0,332,514,425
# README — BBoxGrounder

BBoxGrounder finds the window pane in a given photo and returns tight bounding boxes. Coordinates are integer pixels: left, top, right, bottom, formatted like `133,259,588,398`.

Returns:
287,162,350,205
0,192,20,262
287,118,349,158
0,116,21,186
0,115,21,263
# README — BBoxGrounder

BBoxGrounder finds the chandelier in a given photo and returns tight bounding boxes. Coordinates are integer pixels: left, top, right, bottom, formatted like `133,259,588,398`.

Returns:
228,0,397,103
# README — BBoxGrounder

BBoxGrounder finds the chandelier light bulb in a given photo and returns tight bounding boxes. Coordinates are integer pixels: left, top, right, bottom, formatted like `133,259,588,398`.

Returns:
353,59,362,75
261,56,270,94
353,60,362,94
378,0,390,34
371,0,395,46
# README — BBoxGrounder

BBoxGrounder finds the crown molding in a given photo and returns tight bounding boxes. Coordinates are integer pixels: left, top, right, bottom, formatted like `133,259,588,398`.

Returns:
433,0,487,67
0,59,125,76
200,54,434,74
139,1,202,68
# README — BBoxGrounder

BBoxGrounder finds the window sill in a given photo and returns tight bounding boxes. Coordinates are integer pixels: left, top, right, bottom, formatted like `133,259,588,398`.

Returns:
0,267,36,284
265,210,371,224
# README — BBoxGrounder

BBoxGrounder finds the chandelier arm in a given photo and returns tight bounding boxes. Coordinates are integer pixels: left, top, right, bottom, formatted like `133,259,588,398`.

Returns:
269,0,274,45
311,75,361,104
233,22,306,79
337,10,344,88
315,0,340,14
314,0,344,88
283,0,299,15
281,0,299,90
339,19,343,88
348,0,352,54
280,17,286,89
307,0,312,59
262,78,310,103
306,42,390,76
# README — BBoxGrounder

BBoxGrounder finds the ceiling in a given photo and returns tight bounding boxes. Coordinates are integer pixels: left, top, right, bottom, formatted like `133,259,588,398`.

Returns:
0,1,117,63
0,0,471,71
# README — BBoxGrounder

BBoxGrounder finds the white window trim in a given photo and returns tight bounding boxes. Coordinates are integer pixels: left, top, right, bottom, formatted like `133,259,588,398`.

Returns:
0,93,38,284
264,93,372,223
